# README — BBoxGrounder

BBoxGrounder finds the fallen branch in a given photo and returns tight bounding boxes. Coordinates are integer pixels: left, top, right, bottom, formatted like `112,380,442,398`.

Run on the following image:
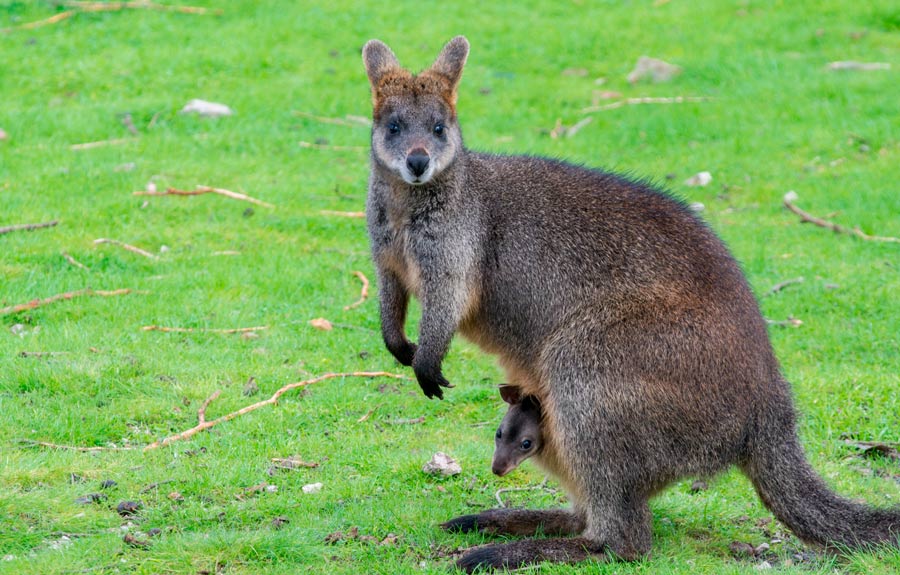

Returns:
0,220,59,235
70,138,135,151
495,478,557,508
299,141,366,152
293,111,371,127
61,251,89,270
3,0,219,32
783,191,900,243
93,238,159,259
581,96,711,114
320,210,365,218
18,439,133,452
343,271,370,310
143,372,407,450
764,277,804,297
134,185,274,208
1,288,137,316
141,325,268,334
766,316,803,328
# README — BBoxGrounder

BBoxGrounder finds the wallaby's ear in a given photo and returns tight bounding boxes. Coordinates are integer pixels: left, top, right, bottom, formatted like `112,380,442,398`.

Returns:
429,35,469,94
499,384,521,405
521,394,542,415
362,39,401,90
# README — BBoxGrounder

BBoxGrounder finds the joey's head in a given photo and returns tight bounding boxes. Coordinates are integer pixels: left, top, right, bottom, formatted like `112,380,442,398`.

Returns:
492,385,543,477
362,36,468,186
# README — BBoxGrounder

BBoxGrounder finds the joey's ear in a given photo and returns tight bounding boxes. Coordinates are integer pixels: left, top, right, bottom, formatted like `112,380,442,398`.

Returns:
498,384,521,405
429,35,469,93
362,39,401,89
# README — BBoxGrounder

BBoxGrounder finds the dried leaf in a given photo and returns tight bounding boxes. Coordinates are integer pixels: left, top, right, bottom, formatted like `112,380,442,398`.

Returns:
846,440,900,461
422,452,462,477
0,128,7,141
116,500,142,516
309,318,333,331
729,540,756,558
826,61,890,71
302,482,323,494
689,480,708,493
242,377,259,397
123,533,151,548
271,516,290,529
180,99,234,117
75,493,107,505
627,56,682,83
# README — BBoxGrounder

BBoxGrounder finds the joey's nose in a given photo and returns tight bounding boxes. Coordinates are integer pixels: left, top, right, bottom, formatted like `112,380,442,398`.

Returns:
406,150,430,178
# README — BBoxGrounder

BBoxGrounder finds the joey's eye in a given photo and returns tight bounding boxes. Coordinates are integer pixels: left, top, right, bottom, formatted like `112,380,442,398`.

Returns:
433,122,445,136
388,121,400,135
521,439,532,450
495,429,502,440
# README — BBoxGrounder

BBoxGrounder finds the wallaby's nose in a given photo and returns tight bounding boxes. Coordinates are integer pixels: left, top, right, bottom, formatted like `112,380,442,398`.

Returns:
406,150,430,178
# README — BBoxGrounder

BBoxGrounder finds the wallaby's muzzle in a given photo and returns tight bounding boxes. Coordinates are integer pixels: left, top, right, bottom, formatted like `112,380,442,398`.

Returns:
406,148,430,178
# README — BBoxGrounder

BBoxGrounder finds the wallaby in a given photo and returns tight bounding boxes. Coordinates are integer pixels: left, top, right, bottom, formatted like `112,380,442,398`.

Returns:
361,36,900,572
492,385,543,478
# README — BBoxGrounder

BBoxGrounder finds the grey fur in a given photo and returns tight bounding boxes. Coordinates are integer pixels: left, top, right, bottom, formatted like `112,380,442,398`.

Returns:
362,36,900,572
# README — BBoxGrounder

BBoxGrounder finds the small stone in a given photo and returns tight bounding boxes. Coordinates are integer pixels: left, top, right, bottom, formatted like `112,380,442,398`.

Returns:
729,541,755,558
265,484,279,493
180,99,234,117
302,482,323,494
146,528,162,537
309,318,333,331
754,542,770,554
422,452,462,477
75,493,107,505
271,516,290,529
167,491,184,501
684,171,712,187
755,561,772,570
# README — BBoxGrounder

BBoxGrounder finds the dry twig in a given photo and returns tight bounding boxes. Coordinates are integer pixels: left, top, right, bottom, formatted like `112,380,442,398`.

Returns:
19,351,71,358
18,439,133,452
783,191,900,243
3,0,220,31
764,277,804,297
765,317,803,328
1,288,137,316
581,96,711,114
320,210,365,218
495,478,557,508
134,185,274,208
299,141,366,152
0,220,59,235
62,251,90,270
141,325,268,334
94,238,159,259
293,111,371,127
343,271,370,310
70,138,135,151
143,372,406,450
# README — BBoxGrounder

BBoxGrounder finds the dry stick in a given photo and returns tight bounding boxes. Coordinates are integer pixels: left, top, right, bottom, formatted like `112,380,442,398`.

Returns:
93,238,159,259
564,116,593,138
343,271,370,310
0,220,59,235
581,96,711,114
293,111,371,127
18,439,133,452
134,186,274,208
299,141,367,152
61,1,220,15
320,210,365,218
783,191,900,243
495,478,556,508
1,10,76,32
70,138,135,151
141,325,268,334
62,251,89,271
764,277,804,297
19,351,71,358
0,288,136,316
766,317,803,328
143,371,406,450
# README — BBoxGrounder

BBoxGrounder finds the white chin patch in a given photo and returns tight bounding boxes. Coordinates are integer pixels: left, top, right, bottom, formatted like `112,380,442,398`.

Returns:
395,159,438,186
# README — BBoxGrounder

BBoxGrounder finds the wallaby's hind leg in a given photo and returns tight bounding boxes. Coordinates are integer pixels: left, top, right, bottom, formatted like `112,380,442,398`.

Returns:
442,508,584,537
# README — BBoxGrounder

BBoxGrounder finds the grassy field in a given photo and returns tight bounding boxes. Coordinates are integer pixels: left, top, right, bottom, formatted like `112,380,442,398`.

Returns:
2,1,899,573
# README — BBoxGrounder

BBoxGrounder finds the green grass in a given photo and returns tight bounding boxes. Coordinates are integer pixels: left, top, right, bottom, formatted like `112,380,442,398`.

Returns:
2,0,899,573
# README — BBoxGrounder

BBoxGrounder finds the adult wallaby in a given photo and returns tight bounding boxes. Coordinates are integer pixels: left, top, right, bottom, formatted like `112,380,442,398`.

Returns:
361,36,900,571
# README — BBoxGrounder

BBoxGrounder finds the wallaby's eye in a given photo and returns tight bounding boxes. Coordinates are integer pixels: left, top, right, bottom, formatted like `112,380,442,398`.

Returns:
433,122,445,136
495,429,502,440
521,439,532,450
388,121,400,135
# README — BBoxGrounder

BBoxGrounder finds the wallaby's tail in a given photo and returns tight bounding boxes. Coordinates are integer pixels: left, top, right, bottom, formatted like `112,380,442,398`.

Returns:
744,409,900,548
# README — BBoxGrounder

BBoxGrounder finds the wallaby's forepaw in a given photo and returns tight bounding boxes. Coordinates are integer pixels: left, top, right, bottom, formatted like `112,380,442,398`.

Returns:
413,362,453,400
387,340,417,367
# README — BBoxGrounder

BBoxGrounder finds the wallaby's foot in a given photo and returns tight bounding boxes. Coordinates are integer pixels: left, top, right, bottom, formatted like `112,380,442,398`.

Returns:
442,508,584,537
455,537,603,573
412,356,453,399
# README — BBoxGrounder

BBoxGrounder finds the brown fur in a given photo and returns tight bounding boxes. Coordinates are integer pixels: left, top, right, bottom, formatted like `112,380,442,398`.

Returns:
362,36,900,572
